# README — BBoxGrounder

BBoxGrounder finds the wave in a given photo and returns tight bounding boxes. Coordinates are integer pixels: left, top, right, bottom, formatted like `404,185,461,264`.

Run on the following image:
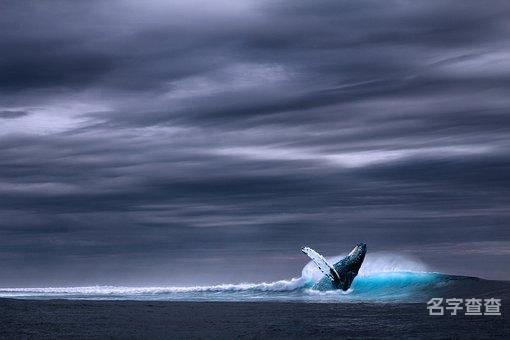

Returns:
1,253,508,302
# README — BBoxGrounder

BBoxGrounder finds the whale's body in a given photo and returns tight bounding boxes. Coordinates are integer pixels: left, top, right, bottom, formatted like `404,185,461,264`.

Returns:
302,243,367,291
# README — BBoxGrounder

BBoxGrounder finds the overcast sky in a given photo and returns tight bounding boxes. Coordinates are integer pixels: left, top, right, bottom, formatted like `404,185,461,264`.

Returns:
1,0,509,286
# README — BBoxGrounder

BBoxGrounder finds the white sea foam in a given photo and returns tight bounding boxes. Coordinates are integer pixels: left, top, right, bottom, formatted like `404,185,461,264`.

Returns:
0,277,308,297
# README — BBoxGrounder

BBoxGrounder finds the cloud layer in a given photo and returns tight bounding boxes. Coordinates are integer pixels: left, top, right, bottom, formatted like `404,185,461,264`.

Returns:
1,0,510,285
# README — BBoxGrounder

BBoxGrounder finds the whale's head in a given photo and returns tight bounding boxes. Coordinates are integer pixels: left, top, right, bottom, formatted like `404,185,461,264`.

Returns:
347,242,367,273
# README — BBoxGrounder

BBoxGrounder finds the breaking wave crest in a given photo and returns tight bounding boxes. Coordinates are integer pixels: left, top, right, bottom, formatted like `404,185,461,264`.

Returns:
1,253,506,302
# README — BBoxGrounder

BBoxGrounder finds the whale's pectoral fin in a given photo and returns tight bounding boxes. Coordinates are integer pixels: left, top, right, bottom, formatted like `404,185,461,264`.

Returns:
301,246,340,283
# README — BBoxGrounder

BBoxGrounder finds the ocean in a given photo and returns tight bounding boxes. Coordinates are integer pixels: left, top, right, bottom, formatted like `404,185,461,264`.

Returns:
1,253,508,338
1,253,508,303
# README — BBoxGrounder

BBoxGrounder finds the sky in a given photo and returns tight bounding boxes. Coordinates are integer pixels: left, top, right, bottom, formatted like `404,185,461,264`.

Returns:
1,0,509,286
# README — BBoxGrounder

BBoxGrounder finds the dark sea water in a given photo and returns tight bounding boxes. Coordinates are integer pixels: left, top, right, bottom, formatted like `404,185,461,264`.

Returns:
1,299,508,339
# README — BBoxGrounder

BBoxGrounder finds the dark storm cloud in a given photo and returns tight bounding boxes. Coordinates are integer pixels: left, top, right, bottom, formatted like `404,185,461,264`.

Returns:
1,0,510,285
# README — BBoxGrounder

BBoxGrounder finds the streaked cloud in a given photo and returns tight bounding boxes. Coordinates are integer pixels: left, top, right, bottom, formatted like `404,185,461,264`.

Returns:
0,0,509,285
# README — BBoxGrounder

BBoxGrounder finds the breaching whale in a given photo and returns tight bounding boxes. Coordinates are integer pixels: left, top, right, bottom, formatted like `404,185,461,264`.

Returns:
302,242,367,291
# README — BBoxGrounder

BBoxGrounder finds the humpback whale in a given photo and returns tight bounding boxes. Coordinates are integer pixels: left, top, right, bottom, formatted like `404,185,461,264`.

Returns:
302,242,367,291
